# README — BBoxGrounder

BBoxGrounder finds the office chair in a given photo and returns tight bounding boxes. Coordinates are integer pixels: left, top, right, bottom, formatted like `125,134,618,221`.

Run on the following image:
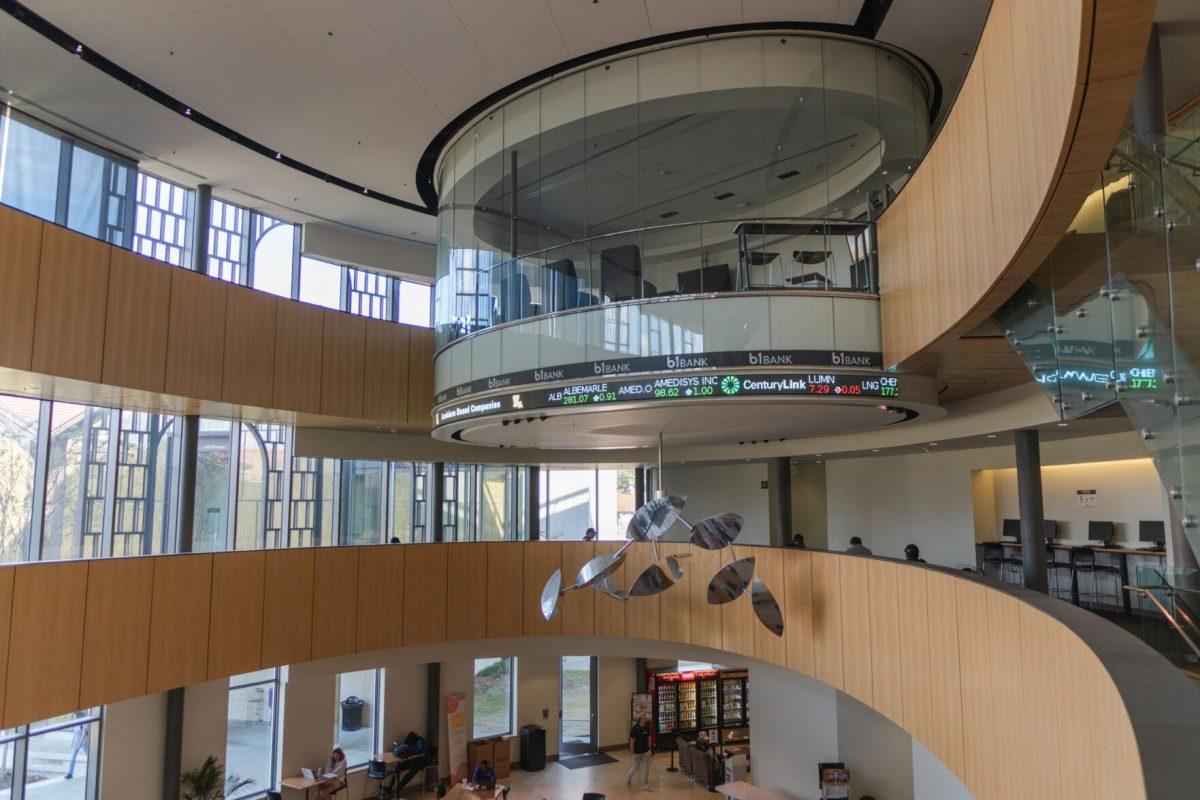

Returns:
1071,547,1122,610
366,758,394,799
981,542,1022,584
676,264,731,294
1046,545,1073,599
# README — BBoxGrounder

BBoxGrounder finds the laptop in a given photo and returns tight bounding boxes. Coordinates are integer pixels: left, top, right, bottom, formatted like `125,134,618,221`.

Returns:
301,768,314,780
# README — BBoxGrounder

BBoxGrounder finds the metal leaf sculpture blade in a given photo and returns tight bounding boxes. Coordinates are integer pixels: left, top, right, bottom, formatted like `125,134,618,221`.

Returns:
749,577,784,637
540,568,563,621
594,576,629,601
575,549,627,589
689,513,744,550
629,562,675,597
665,553,687,581
627,495,687,541
707,556,756,604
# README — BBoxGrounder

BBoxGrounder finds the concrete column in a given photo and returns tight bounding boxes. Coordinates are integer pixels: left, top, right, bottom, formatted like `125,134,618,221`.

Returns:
176,415,199,554
1130,24,1165,143
191,184,212,273
1015,429,1048,592
528,465,541,540
767,457,792,547
162,688,184,800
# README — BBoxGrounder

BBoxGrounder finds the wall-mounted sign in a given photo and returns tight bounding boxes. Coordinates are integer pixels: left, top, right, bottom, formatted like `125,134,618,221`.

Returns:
1077,489,1098,507
433,370,901,427
433,348,882,404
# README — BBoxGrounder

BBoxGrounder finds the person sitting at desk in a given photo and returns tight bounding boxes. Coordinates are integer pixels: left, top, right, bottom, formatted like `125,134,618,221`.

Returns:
470,759,510,798
317,748,346,799
583,528,598,542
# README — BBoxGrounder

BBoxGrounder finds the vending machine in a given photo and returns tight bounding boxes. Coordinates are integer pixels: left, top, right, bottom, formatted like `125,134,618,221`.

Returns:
648,668,722,748
650,672,678,748
697,674,719,731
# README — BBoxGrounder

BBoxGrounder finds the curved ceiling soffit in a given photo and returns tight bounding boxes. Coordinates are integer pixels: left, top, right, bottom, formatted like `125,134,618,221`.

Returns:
0,2,942,220
877,0,1157,368
415,23,943,211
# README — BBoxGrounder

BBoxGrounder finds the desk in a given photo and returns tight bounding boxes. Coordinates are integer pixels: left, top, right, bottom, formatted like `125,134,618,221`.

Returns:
280,775,327,799
980,540,1166,613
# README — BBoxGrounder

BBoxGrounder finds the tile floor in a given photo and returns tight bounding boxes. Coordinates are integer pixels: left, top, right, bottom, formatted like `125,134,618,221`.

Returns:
412,751,723,800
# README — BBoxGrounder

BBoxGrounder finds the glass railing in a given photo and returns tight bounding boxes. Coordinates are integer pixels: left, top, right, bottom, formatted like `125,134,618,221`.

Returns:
995,129,1200,560
434,217,877,348
1130,564,1200,676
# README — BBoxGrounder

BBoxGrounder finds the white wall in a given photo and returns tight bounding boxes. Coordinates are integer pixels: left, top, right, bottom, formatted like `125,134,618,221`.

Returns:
791,462,829,549
825,431,1150,567
100,693,166,799
663,462,770,545
913,739,973,800
836,693,914,800
181,679,229,776
748,662,839,799
988,458,1170,545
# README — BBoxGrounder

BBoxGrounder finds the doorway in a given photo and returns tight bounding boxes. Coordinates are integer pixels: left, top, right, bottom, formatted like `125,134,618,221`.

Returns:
559,656,598,754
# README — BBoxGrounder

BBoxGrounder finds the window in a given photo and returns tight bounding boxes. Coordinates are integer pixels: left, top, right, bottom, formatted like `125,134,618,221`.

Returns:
250,215,297,298
41,404,113,561
134,173,192,266
473,658,515,738
0,709,103,800
346,268,393,320
208,199,248,284
539,468,636,540
289,457,339,547
112,412,179,556
397,280,432,327
194,419,235,553
340,460,385,546
335,669,381,768
227,669,282,799
0,396,39,563
298,256,343,310
0,107,62,221
237,423,289,550
387,462,420,543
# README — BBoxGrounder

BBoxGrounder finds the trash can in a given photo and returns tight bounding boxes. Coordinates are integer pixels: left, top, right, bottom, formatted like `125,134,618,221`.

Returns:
340,696,365,731
519,724,545,771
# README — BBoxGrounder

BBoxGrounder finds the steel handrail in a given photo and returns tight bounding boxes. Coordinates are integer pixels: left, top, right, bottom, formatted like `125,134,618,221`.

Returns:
1125,584,1200,661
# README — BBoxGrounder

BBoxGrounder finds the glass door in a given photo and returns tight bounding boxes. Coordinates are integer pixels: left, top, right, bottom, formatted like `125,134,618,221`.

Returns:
559,656,597,755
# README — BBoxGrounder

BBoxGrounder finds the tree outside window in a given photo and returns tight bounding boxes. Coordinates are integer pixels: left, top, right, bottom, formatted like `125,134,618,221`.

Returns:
473,658,515,739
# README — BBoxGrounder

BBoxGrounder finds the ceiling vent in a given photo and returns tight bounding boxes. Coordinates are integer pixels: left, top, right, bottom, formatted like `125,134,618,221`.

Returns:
715,191,735,200
659,210,679,219
777,169,801,180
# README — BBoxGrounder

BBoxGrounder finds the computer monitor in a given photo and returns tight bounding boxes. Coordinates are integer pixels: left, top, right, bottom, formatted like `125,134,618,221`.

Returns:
1088,520,1115,545
1139,520,1166,548
1043,519,1058,543
1001,518,1020,539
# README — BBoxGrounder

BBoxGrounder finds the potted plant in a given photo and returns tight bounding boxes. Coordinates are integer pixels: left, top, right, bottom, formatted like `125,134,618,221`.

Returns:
180,755,253,800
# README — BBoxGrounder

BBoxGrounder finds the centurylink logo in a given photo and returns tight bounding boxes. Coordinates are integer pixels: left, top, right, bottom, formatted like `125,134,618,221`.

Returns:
721,376,741,395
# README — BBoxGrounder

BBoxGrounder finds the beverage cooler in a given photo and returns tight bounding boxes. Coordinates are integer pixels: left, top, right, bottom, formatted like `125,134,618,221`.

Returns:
648,668,721,749
719,670,750,745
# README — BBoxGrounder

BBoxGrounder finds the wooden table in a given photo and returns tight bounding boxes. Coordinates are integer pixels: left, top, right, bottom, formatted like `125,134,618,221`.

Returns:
715,780,786,800
280,775,327,799
982,540,1166,613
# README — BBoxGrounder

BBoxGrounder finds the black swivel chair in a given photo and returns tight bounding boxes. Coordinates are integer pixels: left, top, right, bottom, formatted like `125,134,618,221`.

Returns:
582,794,607,800
982,542,1022,583
1071,547,1122,609
600,244,656,301
676,264,731,295
366,758,394,799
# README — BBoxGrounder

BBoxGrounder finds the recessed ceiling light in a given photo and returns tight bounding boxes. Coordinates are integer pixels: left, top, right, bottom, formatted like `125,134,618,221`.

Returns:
1057,422,1069,427
872,449,880,453
986,434,997,438
929,442,938,446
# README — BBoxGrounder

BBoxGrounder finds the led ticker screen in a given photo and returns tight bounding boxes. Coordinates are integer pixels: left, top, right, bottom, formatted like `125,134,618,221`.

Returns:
435,371,899,426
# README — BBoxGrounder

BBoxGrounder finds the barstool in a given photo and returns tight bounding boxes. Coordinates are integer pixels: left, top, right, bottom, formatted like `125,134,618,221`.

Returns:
1046,545,1073,599
1071,547,1122,609
982,542,1023,583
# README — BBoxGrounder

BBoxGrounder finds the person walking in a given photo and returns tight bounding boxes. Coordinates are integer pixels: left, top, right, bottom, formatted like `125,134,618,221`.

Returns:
64,723,89,780
627,714,653,792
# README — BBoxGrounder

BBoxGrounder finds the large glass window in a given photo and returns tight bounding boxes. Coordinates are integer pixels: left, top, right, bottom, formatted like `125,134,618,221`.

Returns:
540,468,636,540
472,658,515,739
0,396,39,563
289,457,339,547
208,199,248,284
397,281,432,327
112,412,179,557
134,173,192,266
298,257,343,310
250,215,297,299
194,419,235,553
0,108,62,221
340,460,384,546
227,669,282,799
0,709,102,800
335,669,381,768
41,404,112,561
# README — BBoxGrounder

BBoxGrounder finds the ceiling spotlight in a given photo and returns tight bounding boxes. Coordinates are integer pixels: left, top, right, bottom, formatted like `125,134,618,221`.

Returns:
872,449,880,453
183,107,192,117
1057,422,1069,427
73,44,84,55
274,152,282,160
928,441,938,446
986,434,997,439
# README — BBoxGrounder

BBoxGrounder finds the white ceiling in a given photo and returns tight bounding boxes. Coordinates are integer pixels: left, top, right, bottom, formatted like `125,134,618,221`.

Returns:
0,0,989,243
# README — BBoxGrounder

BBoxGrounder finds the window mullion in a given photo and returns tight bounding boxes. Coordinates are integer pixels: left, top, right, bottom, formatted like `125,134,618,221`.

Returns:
28,401,52,562
100,410,121,558
12,730,28,800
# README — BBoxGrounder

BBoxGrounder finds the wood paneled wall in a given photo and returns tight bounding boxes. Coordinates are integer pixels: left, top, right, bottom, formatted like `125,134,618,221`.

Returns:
0,544,1157,799
877,0,1156,367
0,203,434,429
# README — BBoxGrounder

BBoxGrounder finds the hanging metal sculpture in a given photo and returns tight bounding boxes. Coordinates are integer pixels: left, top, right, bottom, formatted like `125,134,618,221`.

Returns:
538,495,784,637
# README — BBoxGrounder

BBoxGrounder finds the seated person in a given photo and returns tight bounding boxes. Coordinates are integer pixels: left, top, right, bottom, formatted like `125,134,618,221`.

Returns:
904,543,927,563
392,732,434,791
695,729,712,752
317,748,346,799
470,759,510,798
788,533,806,548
